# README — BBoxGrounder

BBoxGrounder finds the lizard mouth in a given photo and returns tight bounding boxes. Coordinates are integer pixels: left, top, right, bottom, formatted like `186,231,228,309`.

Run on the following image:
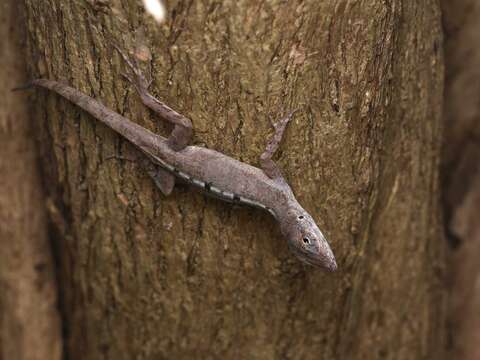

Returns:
289,245,338,271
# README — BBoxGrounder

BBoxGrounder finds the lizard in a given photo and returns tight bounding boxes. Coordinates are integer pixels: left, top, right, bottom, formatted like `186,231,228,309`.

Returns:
24,46,338,272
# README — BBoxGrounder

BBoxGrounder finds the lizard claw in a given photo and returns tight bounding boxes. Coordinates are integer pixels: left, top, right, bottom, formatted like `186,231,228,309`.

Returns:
120,72,134,84
271,108,301,130
113,43,152,92
113,43,136,69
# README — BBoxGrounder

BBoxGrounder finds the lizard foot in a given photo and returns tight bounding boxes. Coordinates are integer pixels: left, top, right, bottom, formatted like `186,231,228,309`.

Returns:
113,44,153,94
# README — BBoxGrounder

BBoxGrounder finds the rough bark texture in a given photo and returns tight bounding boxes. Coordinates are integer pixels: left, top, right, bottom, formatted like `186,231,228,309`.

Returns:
0,1,62,359
441,1,480,359
23,1,446,359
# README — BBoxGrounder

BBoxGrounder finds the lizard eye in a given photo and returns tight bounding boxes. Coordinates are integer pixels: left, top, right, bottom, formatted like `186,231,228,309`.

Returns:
303,237,310,244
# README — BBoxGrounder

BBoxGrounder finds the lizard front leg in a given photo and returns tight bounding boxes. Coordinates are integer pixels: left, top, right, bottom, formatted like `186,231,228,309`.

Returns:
114,45,193,151
260,110,299,180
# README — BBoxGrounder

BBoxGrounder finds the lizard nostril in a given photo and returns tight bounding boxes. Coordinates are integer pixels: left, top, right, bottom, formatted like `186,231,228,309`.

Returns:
303,237,310,244
298,215,304,219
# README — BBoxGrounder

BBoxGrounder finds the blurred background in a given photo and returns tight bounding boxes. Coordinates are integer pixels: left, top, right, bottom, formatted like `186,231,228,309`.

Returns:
441,1,480,359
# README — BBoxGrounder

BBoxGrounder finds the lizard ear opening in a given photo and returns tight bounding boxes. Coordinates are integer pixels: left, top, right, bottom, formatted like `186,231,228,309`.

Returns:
303,237,310,244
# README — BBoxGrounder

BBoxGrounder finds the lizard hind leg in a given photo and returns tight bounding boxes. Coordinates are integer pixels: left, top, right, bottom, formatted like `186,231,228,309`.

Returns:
106,154,176,196
113,44,193,151
139,157,176,196
259,109,299,180
147,165,175,196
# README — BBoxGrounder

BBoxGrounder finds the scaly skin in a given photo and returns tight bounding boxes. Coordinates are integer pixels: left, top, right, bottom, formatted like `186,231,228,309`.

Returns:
31,78,337,271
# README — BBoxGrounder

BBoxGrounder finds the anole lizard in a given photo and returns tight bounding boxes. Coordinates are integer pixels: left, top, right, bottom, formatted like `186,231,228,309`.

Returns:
26,46,337,271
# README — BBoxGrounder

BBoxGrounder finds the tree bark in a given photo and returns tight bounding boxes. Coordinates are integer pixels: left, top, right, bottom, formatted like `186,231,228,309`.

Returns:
23,1,446,359
441,1,480,359
0,1,62,359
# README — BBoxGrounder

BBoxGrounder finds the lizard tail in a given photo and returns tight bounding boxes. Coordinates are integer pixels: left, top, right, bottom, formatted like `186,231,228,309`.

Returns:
30,78,164,153
11,82,34,92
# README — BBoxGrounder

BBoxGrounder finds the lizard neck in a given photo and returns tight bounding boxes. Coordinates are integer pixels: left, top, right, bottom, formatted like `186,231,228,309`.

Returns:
266,182,296,219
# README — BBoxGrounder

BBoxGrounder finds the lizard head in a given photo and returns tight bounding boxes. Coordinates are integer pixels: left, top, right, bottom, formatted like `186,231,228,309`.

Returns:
279,204,337,271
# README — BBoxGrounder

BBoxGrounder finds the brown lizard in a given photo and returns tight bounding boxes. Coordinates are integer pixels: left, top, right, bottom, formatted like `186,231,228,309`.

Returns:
25,46,337,271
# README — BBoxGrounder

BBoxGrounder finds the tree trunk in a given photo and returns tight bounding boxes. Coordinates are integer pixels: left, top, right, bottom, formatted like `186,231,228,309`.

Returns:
0,1,62,360
23,1,446,359
441,1,480,359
